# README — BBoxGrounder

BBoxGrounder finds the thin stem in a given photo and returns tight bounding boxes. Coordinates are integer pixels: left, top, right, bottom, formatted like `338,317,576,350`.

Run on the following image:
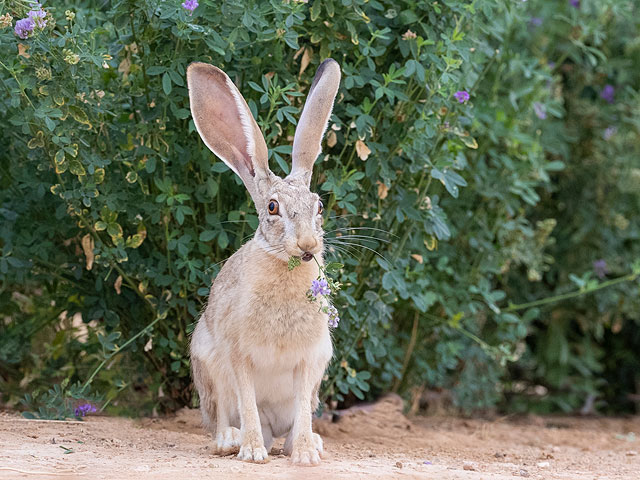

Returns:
505,272,638,312
392,311,419,393
81,316,161,393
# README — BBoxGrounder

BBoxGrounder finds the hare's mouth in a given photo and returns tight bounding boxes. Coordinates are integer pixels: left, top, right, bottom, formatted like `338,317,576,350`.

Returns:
301,252,313,262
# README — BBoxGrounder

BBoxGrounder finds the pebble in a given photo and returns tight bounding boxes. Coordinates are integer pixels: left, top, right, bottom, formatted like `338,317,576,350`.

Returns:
463,462,477,471
395,461,403,469
626,450,638,456
514,469,530,477
537,461,550,468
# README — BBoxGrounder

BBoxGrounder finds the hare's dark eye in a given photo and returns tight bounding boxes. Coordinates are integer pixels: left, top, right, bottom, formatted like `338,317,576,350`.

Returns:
268,200,279,215
318,200,324,215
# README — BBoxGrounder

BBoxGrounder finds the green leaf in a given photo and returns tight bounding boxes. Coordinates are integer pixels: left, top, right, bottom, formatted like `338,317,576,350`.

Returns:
199,230,216,242
69,159,86,176
162,72,172,95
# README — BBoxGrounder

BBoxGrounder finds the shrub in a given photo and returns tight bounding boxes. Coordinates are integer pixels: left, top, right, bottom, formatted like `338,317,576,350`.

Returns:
0,0,638,415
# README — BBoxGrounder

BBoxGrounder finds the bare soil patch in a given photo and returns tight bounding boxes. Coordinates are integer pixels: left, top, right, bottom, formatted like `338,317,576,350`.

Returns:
1,396,638,479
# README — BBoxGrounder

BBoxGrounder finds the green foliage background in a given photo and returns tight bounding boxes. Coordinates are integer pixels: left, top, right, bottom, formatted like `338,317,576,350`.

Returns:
0,0,638,416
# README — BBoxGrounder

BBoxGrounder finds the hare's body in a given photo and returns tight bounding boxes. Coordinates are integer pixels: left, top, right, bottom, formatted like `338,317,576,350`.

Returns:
191,240,332,448
186,59,341,464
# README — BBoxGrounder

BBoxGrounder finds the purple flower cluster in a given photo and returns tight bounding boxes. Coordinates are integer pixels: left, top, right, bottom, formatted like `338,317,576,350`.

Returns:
569,0,580,8
74,403,97,417
182,0,199,14
593,259,608,280
14,18,34,39
310,278,331,297
454,90,470,103
533,102,547,120
13,3,47,39
327,305,340,328
600,84,615,104
603,126,616,141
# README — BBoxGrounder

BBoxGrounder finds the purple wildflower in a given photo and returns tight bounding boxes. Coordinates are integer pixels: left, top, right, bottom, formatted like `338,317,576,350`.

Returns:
14,17,34,39
593,259,608,280
74,403,97,418
603,126,616,140
569,0,580,8
600,85,615,104
327,305,340,328
310,278,331,297
530,17,543,27
454,91,470,103
181,0,199,14
28,8,47,28
533,102,547,119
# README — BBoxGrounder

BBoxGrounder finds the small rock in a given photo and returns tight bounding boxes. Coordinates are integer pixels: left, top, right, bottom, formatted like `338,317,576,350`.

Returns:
494,452,506,458
536,461,550,468
626,450,638,456
463,462,477,471
514,469,530,477
551,446,561,453
395,461,403,469
423,460,433,465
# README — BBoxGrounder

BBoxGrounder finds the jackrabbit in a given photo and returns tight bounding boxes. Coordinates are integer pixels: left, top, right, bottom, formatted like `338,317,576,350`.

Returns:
187,59,341,464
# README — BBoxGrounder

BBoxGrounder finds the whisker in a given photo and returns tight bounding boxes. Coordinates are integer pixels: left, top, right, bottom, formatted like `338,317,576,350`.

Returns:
326,234,391,244
327,240,390,264
324,226,398,237
324,244,359,260
261,245,286,255
324,241,367,260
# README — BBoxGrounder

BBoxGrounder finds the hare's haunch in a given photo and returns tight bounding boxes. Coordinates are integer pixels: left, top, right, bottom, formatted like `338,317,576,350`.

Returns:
187,59,341,465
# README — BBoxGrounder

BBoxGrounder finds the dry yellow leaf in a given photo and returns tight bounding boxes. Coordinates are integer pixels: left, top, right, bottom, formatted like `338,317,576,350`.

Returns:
81,234,94,270
411,254,424,264
355,139,371,161
144,337,153,352
425,236,438,251
118,56,131,77
299,47,312,76
377,181,389,199
114,275,123,295
326,130,337,148
18,44,30,58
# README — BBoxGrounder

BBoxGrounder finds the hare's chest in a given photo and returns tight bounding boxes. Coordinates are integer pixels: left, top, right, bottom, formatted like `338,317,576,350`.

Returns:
248,295,327,341
248,318,332,374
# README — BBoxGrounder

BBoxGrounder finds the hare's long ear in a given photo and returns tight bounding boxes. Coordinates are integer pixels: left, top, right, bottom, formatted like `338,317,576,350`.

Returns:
289,58,341,186
187,62,270,203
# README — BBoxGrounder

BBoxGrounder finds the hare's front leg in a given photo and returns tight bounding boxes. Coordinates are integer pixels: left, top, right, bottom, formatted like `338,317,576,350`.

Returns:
288,360,323,465
215,391,241,454
234,358,268,463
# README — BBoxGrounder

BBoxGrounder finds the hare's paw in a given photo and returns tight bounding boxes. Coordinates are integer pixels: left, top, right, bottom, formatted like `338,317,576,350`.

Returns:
312,433,324,456
291,439,321,465
216,427,241,454
237,432,268,463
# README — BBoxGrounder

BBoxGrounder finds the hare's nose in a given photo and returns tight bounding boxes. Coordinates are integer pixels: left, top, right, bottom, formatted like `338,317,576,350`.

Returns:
297,236,318,254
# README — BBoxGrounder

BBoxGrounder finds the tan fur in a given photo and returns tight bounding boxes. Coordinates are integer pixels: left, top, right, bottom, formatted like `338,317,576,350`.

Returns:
187,59,341,465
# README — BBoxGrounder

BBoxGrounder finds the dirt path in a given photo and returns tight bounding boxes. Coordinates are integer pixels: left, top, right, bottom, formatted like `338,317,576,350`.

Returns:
0,396,638,479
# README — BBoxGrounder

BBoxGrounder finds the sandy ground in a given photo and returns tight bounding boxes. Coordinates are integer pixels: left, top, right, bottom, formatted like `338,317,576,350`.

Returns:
0,395,638,479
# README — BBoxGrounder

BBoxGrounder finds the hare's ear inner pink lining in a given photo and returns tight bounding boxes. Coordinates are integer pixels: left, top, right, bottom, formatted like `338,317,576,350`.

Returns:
290,58,341,186
187,62,269,200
